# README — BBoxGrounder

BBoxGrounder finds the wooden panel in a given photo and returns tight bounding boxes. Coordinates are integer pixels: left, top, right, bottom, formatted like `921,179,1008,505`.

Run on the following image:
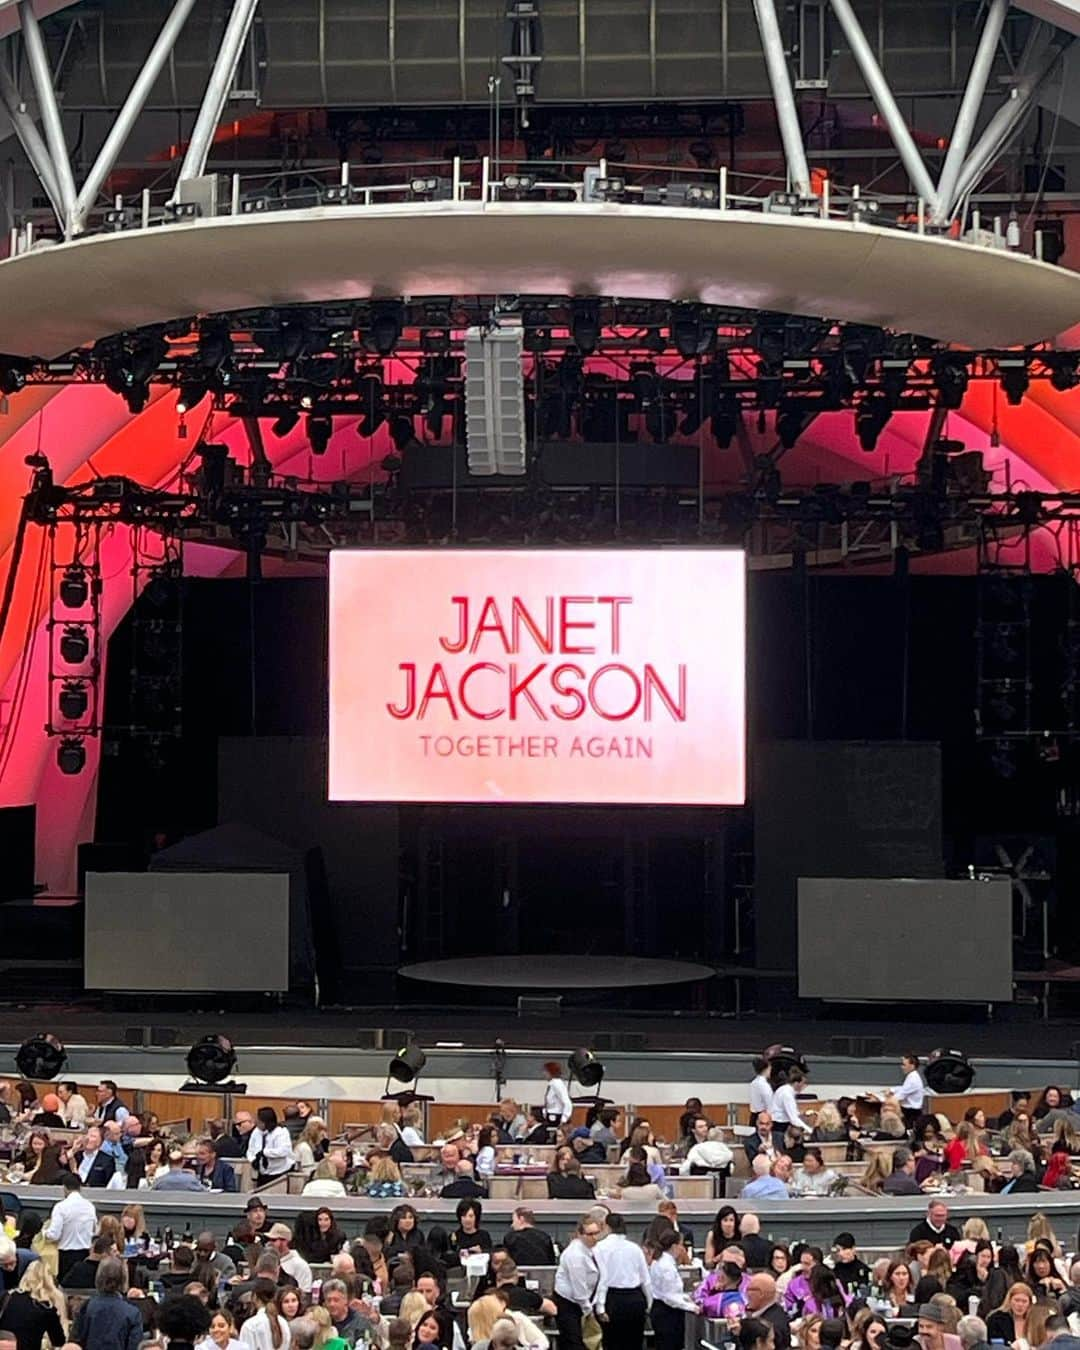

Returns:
141,1091,225,1134
327,1100,384,1136
928,1092,1009,1120
427,1104,500,1139
231,1095,296,1120
624,1106,684,1143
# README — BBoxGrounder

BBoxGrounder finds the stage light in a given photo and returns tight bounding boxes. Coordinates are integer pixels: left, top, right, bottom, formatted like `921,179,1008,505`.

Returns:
389,415,418,452
198,323,233,373
271,409,300,437
58,680,89,721
765,1043,808,1077
176,377,209,414
14,1032,67,1079
183,1033,245,1092
369,304,403,356
711,394,739,449
59,566,89,609
1050,355,1080,393
924,1047,974,1093
670,305,713,358
999,359,1029,407
776,407,803,450
571,301,600,355
388,1041,426,1084
130,332,167,385
0,364,26,396
56,737,86,775
123,385,149,415
568,1048,604,1089
59,625,90,665
856,395,892,452
932,354,969,410
306,414,333,455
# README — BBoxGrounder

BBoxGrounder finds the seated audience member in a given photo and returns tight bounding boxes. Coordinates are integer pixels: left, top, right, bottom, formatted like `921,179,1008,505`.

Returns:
955,1316,989,1350
591,1108,620,1150
918,1302,963,1350
613,1160,666,1205
153,1148,206,1191
695,1261,747,1319
73,1126,115,1189
812,1104,846,1143
909,1202,960,1246
31,1095,65,1129
790,1148,839,1197
986,1284,1033,1345
742,1154,790,1199
739,1214,771,1271
209,1119,245,1160
0,1236,39,1293
1000,1148,1039,1193
883,1148,922,1196
745,1113,778,1165
831,1233,870,1293
294,1208,347,1265
302,1153,348,1198
567,1127,606,1166
441,1159,487,1199
193,1138,238,1193
681,1125,734,1177
448,1200,492,1264
57,1081,90,1129
502,1209,555,1267
1034,1086,1075,1124
60,1236,112,1291
546,1151,596,1200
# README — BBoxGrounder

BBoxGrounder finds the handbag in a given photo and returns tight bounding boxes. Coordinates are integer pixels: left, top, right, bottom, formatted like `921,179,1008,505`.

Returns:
582,1313,603,1350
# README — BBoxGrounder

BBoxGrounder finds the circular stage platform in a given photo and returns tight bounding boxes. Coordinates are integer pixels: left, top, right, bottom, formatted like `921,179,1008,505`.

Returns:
398,955,714,989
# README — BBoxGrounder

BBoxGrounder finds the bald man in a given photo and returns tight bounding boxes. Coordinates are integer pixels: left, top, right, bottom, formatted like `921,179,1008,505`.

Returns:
745,1274,791,1350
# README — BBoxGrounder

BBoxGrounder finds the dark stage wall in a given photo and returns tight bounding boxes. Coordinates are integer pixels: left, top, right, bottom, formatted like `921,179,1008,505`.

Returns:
94,569,1080,992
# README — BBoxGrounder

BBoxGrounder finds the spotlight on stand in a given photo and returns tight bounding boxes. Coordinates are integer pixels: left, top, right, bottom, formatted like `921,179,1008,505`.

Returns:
15,1032,67,1079
306,414,333,455
383,1040,434,1108
567,1047,611,1108
924,1047,974,1094
764,1043,808,1078
998,359,1029,407
57,737,86,775
182,1033,246,1093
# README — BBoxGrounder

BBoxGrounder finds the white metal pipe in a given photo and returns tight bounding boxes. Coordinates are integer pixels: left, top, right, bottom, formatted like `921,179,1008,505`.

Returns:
933,0,1009,224
0,59,63,223
340,160,349,186
17,0,77,226
72,0,198,231
230,172,240,215
752,0,811,196
481,154,490,202
178,0,260,184
826,0,938,208
719,165,728,211
949,35,1067,213
452,155,460,201
141,186,150,228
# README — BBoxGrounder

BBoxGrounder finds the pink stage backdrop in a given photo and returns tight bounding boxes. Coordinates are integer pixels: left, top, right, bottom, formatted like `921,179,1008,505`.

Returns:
329,548,745,805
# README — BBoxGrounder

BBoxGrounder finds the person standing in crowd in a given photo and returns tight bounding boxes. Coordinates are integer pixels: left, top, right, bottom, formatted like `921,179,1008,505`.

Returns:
71,1257,141,1350
0,1254,66,1350
503,1208,556,1267
750,1059,775,1128
745,1273,791,1350
43,1175,95,1279
771,1070,814,1153
555,1215,602,1350
594,1213,650,1350
909,1202,961,1246
647,1229,696,1350
92,1081,129,1126
543,1062,574,1134
248,1108,295,1183
893,1056,926,1129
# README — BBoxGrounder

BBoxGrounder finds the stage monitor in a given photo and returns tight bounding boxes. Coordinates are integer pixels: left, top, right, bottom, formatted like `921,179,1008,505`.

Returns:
84,872,289,992
329,547,745,805
798,877,1012,1003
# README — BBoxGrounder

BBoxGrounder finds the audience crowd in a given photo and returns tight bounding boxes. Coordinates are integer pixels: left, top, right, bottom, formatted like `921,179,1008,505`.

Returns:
1,1061,1080,1350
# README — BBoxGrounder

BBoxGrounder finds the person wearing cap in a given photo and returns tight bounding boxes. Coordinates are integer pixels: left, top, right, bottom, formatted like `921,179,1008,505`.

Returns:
245,1197,271,1241
918,1302,962,1350
570,1127,607,1165
266,1223,313,1292
152,1146,206,1191
31,1094,65,1128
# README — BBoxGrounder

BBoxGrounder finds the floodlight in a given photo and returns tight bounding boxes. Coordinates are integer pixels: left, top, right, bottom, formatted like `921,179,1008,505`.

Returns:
15,1033,67,1079
182,1033,245,1092
59,567,89,609
59,625,90,665
924,1048,974,1094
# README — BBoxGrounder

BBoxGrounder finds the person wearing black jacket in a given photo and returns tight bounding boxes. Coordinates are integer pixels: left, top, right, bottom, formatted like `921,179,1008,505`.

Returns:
0,1264,66,1350
908,1202,961,1246
1000,1149,1040,1193
546,1157,596,1200
440,1163,487,1199
503,1210,556,1267
60,1236,112,1291
72,1126,115,1189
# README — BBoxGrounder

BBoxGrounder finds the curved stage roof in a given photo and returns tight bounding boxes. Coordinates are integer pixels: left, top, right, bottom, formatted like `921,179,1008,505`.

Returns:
399,955,716,989
2,202,1078,357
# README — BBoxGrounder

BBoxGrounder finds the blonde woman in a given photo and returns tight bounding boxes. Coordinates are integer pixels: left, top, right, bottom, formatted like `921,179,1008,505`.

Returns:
294,1118,328,1170
120,1203,148,1247
812,1103,845,1142
0,1256,67,1347
468,1295,506,1344
859,1151,891,1193
1026,1213,1062,1257
950,1217,990,1262
366,1153,406,1198
306,1306,338,1349
399,1292,429,1327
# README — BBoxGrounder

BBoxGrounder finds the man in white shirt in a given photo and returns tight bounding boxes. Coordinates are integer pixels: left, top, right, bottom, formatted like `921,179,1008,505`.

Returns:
267,1223,313,1291
554,1215,602,1350
771,1069,814,1152
44,1174,97,1279
542,1061,573,1137
680,1124,734,1177
57,1081,90,1128
247,1107,294,1180
749,1057,774,1126
894,1054,926,1128
595,1213,651,1350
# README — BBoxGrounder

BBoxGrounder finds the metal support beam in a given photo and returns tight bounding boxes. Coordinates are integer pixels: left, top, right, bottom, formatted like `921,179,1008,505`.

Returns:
17,0,76,229
826,0,939,208
177,0,260,186
752,0,811,195
950,26,1069,214
70,0,197,233
0,57,63,222
933,0,1010,224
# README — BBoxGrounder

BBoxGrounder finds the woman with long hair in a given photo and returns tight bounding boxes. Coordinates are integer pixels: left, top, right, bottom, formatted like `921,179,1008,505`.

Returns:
986,1283,1033,1345
859,1151,891,1193
294,1118,329,1170
805,1266,848,1318
1033,1086,1073,1121
294,1208,347,1264
944,1121,985,1172
365,1153,406,1198
704,1206,741,1267
1026,1246,1067,1299
119,1204,148,1247
277,1288,305,1323
647,1229,697,1350
208,1308,244,1350
30,1142,72,1187
882,1260,914,1316
0,1256,67,1350
1026,1213,1063,1256
238,1278,290,1349
385,1204,424,1260
19,1129,50,1178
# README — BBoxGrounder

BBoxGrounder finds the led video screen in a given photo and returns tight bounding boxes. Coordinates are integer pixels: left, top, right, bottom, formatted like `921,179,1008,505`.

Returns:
328,548,745,805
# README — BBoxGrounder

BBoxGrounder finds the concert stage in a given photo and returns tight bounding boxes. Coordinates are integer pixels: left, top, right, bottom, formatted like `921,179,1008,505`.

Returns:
398,955,715,990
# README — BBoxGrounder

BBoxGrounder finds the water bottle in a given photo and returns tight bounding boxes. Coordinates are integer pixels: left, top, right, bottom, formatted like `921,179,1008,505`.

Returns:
969,1296,981,1317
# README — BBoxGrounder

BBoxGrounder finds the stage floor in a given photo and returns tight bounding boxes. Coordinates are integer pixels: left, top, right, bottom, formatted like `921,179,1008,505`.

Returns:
398,954,715,989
